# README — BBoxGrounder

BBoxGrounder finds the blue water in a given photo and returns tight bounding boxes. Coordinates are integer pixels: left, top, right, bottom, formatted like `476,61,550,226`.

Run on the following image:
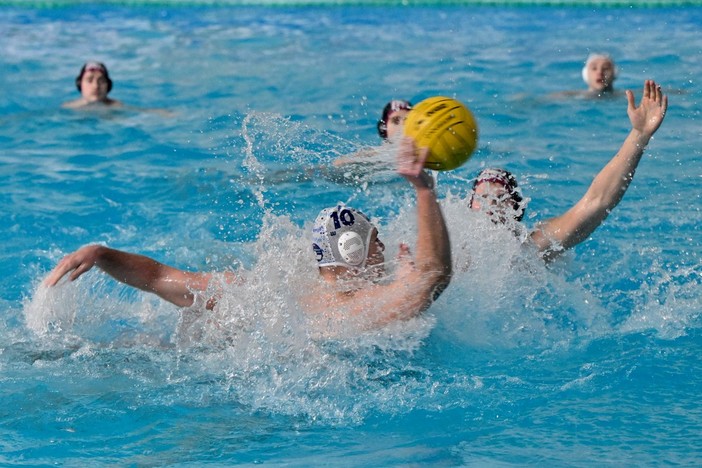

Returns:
1,3,701,465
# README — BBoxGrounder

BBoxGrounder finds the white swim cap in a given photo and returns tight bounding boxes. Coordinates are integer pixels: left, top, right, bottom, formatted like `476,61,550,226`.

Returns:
312,204,375,269
581,53,618,85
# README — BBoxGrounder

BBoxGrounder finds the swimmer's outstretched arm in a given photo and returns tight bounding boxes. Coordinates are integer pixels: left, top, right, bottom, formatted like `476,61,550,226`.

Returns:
397,138,452,303
44,245,221,309
350,138,452,326
531,80,668,260
332,147,379,167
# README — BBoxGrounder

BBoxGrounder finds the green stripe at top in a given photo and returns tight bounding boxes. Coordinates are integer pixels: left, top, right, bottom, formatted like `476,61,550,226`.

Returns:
1,0,701,7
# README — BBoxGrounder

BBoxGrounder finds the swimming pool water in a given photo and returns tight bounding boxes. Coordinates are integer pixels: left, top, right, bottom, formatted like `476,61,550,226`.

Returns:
1,3,701,465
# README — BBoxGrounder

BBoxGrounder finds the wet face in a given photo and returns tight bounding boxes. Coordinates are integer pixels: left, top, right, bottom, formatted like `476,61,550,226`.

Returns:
80,70,110,102
470,181,514,224
385,109,410,141
586,57,616,92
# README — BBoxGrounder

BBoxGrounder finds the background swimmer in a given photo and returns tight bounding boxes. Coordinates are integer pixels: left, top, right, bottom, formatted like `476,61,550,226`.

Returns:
333,99,412,167
549,52,623,100
376,99,412,142
582,53,618,95
471,79,667,261
62,61,123,109
44,137,451,331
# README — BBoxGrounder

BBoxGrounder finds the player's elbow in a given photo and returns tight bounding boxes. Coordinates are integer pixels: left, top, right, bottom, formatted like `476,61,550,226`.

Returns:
431,273,452,302
421,261,452,302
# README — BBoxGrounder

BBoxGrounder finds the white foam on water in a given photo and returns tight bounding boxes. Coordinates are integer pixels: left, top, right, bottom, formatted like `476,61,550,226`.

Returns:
21,209,437,422
425,191,614,352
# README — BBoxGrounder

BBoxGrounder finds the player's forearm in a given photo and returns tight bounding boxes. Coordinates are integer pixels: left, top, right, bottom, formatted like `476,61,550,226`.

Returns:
414,187,452,281
95,247,197,306
96,247,161,289
588,128,651,209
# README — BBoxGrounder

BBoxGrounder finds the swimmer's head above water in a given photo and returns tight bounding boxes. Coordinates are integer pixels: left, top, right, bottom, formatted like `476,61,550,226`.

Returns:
469,168,525,223
582,53,618,93
377,100,412,141
312,204,385,275
75,61,113,101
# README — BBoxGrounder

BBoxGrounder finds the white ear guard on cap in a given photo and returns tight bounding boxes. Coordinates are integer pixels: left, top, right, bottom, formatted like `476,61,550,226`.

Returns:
312,204,374,269
337,231,365,266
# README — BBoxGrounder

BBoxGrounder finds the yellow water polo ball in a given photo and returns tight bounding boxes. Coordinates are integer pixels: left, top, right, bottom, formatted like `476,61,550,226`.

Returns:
403,96,478,171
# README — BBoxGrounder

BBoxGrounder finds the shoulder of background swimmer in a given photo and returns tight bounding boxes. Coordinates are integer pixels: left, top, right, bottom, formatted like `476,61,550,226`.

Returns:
61,97,124,109
546,89,629,101
61,98,87,109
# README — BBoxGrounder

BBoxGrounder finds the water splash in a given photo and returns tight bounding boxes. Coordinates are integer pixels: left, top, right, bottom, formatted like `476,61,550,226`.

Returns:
426,192,614,352
619,250,702,340
20,212,437,423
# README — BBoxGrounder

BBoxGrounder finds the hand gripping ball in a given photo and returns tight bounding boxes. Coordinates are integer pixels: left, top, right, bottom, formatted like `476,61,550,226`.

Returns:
403,96,478,171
